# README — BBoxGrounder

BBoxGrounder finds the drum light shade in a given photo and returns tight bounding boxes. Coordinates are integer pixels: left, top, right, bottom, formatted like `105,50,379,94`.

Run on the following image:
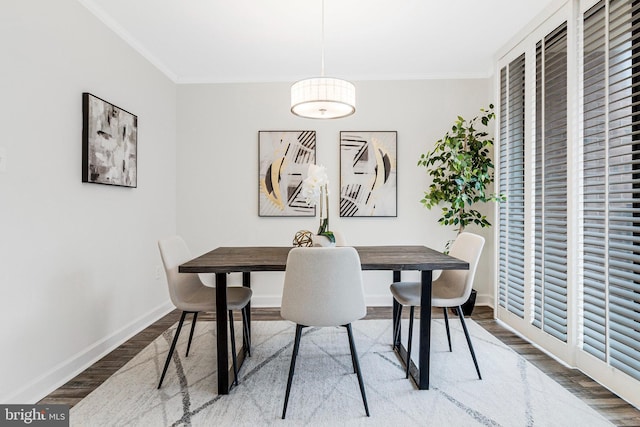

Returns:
291,77,356,119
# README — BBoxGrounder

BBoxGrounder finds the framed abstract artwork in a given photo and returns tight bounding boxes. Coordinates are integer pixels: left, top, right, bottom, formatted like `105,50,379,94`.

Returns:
82,93,138,187
340,131,397,217
259,131,316,216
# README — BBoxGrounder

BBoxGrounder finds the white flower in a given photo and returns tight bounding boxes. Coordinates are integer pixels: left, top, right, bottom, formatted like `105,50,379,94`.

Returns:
302,164,329,205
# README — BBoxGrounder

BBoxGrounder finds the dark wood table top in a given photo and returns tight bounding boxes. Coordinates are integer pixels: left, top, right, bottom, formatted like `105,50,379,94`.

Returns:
179,245,468,273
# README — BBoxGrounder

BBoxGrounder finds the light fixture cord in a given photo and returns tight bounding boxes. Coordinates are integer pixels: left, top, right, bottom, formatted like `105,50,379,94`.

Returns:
321,0,325,76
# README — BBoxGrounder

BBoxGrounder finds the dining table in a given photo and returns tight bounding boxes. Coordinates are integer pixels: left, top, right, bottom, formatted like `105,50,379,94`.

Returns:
179,245,469,395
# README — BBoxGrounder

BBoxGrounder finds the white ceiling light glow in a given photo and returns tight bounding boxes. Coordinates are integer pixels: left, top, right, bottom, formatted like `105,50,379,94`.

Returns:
290,0,355,119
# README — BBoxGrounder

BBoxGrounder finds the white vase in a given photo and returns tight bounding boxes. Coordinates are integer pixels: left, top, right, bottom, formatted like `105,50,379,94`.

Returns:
312,234,335,247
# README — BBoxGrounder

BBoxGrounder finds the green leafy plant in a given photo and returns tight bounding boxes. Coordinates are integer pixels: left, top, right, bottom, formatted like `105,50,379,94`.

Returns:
418,104,505,235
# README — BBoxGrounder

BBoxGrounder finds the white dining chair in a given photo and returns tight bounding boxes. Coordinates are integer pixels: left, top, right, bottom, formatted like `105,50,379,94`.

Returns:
157,236,252,389
280,247,370,419
390,232,485,380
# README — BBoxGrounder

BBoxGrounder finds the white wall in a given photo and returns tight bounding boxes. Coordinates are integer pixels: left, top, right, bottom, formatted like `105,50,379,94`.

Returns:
0,0,177,403
176,79,495,307
0,1,496,403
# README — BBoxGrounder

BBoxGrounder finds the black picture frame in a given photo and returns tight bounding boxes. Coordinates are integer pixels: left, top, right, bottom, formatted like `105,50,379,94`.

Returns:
258,130,316,217
82,93,138,188
340,131,397,217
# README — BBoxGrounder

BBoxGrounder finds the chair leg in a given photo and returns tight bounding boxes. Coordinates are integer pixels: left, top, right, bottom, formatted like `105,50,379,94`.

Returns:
186,312,198,357
406,306,414,379
282,324,304,419
158,311,187,389
456,306,482,380
342,325,357,374
229,310,239,386
241,306,251,357
443,307,452,352
345,323,370,417
393,302,403,350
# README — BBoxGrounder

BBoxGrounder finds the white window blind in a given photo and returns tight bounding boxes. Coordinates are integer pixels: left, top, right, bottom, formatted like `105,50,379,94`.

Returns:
533,23,569,342
499,53,526,318
582,0,640,381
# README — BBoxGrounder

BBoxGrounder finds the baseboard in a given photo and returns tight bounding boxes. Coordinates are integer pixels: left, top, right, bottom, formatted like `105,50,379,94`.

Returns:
365,295,396,307
252,294,495,309
251,294,395,308
475,292,494,310
250,295,282,307
4,301,174,404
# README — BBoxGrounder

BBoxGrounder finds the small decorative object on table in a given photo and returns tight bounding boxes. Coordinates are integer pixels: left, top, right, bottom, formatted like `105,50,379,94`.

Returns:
302,164,335,247
293,230,314,247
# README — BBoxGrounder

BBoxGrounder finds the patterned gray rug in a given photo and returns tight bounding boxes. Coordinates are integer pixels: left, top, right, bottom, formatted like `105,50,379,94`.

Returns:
70,318,612,426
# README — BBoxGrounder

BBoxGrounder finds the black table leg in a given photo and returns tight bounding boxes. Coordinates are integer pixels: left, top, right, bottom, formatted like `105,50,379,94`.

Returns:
215,272,229,394
242,272,251,353
392,270,401,348
417,270,432,390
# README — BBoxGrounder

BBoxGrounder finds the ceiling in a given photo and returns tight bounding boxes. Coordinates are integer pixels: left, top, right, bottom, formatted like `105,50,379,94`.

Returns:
79,0,557,84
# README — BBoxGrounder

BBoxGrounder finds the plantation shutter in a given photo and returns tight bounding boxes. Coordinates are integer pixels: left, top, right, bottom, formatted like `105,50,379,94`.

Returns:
499,67,509,310
582,0,640,380
533,23,569,342
499,53,526,318
583,0,608,363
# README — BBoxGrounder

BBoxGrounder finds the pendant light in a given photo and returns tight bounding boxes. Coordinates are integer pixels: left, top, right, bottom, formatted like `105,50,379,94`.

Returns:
290,0,355,119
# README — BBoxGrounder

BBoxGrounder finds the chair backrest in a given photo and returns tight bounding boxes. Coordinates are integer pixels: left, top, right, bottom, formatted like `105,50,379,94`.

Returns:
437,232,485,301
158,236,208,310
281,247,366,327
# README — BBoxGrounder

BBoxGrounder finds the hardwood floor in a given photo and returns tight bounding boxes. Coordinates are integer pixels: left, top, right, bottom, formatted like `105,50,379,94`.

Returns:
39,306,640,426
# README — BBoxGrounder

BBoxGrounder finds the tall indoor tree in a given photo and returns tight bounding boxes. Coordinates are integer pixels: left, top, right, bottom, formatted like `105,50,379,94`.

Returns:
418,104,504,237
418,104,504,313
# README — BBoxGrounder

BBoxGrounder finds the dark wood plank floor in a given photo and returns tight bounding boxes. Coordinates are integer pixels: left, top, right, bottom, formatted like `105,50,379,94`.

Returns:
38,306,640,426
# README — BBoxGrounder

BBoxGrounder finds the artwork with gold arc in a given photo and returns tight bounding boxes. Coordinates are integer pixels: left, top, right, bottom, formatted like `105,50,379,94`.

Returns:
339,131,397,217
258,131,316,217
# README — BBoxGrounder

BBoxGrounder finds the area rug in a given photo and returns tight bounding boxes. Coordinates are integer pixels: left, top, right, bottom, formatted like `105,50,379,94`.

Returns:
70,318,612,426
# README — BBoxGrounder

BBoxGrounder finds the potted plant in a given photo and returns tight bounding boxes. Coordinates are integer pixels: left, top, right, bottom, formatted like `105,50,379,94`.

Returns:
302,164,335,246
418,104,504,314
